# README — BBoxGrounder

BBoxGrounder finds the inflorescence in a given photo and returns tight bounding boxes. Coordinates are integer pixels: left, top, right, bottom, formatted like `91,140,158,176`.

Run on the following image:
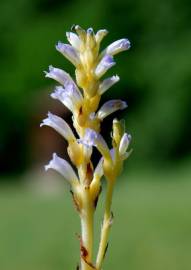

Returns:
41,25,131,270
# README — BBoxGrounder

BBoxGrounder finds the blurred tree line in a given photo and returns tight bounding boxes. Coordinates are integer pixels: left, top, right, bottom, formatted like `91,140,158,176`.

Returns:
0,0,191,176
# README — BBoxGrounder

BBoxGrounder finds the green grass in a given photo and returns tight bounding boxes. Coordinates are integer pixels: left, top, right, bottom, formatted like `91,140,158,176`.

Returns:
0,169,191,270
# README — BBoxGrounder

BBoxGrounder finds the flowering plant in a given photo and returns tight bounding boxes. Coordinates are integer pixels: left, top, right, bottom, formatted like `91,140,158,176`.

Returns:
41,25,131,270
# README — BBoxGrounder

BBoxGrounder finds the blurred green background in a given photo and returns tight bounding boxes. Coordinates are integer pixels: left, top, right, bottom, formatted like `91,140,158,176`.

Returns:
0,0,191,269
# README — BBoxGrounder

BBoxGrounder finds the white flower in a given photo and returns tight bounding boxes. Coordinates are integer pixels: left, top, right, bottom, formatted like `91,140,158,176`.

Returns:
40,112,75,142
51,83,83,113
119,133,132,157
95,55,116,78
66,32,81,50
79,129,111,160
44,65,72,86
98,75,120,95
45,153,79,184
56,42,80,66
105,38,131,56
78,128,98,147
97,100,127,120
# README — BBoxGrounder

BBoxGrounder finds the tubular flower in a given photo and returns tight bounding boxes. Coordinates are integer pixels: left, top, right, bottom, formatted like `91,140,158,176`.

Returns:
41,25,132,270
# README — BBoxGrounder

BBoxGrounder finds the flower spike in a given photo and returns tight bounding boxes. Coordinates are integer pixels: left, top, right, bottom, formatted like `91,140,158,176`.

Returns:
41,25,132,270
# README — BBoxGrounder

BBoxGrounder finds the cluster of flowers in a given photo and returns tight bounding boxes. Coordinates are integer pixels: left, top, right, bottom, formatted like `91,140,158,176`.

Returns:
41,25,131,270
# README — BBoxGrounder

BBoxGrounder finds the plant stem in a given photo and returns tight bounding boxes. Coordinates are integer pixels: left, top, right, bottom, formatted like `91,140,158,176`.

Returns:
81,188,94,270
96,181,114,270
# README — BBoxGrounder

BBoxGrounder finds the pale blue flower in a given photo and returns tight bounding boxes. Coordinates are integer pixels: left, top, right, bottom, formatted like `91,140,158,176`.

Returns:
78,128,98,147
119,133,132,158
95,55,116,78
97,100,127,120
44,65,71,86
45,153,79,184
79,128,111,160
98,75,120,95
66,32,81,50
56,42,80,66
40,112,75,142
105,38,131,56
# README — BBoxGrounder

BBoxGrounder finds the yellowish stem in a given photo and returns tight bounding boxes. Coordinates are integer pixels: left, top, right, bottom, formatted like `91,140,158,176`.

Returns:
96,181,114,270
81,188,94,270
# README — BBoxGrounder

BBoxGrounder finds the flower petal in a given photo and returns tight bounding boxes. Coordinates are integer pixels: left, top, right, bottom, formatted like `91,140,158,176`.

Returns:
78,129,111,160
105,38,131,56
95,55,116,78
97,100,127,120
45,153,79,184
50,81,82,112
66,32,81,50
44,65,72,86
56,42,80,66
98,75,120,95
119,133,131,155
51,86,74,112
78,128,98,147
40,112,75,142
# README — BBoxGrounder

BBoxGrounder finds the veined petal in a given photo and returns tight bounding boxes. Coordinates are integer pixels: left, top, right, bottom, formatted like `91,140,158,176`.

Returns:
56,42,80,66
97,100,127,120
119,133,131,155
78,129,110,159
98,75,120,95
95,55,116,78
66,32,81,50
105,38,131,56
44,65,71,86
40,112,75,142
95,29,108,44
45,153,79,184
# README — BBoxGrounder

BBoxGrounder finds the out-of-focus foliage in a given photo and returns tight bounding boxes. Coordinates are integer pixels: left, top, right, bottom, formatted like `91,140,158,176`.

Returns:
0,0,191,175
0,170,191,270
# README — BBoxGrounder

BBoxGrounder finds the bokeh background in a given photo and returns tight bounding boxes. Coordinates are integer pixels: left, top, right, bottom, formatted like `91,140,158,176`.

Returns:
0,0,191,269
